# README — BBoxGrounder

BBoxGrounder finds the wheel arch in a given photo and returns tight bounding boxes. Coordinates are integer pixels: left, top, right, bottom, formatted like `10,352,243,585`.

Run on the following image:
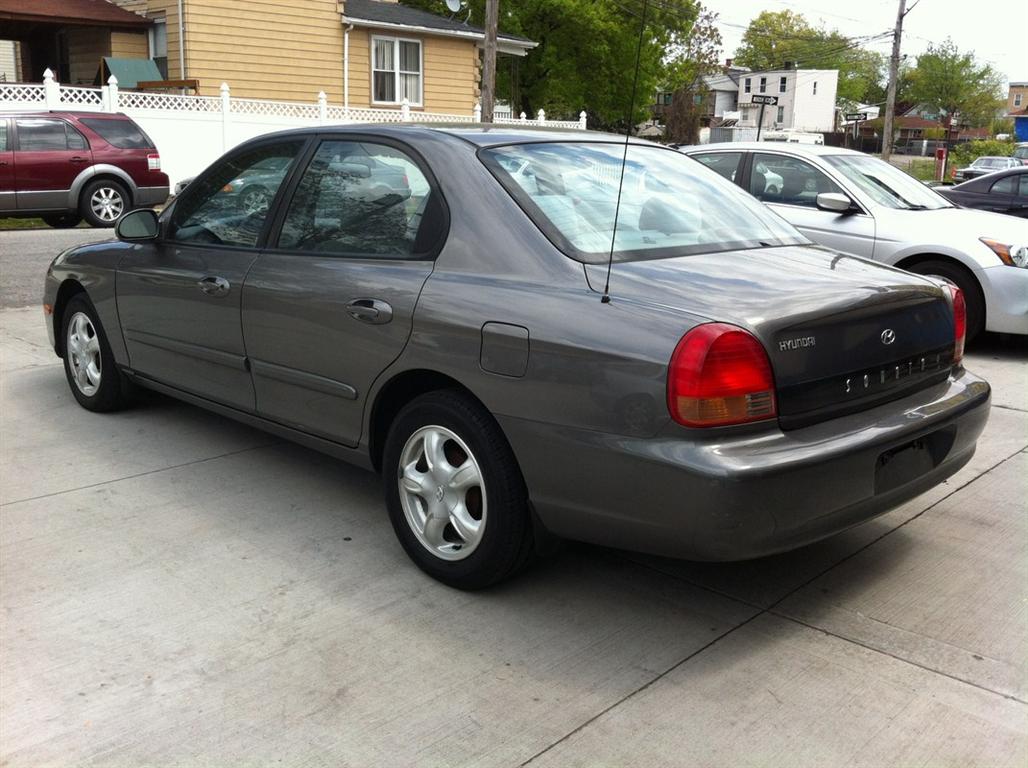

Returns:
52,279,88,356
894,253,988,337
81,172,134,207
367,369,493,473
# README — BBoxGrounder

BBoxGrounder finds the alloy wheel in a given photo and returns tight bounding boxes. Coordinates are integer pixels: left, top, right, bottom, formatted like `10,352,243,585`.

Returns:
66,311,102,396
90,186,124,222
397,425,487,561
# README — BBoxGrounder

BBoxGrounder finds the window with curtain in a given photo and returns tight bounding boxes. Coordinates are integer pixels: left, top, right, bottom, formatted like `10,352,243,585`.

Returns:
372,37,422,106
150,19,168,79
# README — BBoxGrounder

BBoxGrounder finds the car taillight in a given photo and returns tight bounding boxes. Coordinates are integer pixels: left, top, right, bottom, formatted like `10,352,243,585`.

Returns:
147,153,161,171
667,323,777,428
943,283,966,364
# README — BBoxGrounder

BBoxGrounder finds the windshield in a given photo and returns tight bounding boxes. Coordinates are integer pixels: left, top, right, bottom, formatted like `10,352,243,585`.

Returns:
480,142,807,263
824,154,953,210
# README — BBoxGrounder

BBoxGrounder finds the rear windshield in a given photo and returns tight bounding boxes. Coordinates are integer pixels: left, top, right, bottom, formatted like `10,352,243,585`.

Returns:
480,142,807,263
79,117,155,149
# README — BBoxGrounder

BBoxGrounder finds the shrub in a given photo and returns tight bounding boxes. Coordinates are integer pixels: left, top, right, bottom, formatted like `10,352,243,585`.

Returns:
951,138,1014,167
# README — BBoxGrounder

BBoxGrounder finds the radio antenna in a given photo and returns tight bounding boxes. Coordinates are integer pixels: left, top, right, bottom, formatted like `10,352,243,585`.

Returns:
602,0,650,304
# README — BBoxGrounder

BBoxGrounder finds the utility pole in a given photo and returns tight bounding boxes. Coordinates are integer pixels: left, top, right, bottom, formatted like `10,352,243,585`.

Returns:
881,0,911,161
481,0,499,123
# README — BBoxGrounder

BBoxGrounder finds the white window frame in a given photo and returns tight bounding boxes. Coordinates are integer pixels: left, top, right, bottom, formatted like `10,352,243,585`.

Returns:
1016,93,1023,107
744,78,751,94
371,35,423,107
148,18,168,78
779,76,787,93
759,77,767,93
776,106,785,123
813,81,818,95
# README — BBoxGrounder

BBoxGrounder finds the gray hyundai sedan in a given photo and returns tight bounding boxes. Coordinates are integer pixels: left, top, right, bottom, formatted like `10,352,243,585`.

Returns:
43,125,990,588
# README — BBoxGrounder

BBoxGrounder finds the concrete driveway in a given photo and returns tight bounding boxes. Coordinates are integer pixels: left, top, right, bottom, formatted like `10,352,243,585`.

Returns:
2,228,1026,767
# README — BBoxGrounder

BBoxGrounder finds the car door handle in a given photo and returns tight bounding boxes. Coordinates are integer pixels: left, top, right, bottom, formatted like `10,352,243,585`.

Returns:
69,156,89,164
346,298,393,324
197,276,230,297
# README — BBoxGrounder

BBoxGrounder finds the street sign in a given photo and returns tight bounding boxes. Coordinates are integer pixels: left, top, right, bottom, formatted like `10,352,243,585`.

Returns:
750,95,778,106
845,112,869,121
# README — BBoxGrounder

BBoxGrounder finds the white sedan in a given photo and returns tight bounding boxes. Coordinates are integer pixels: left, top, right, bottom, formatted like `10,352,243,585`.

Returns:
682,143,1028,339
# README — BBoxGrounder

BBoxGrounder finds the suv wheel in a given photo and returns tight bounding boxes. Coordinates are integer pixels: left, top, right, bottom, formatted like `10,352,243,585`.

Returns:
42,213,83,229
80,179,128,227
383,390,534,589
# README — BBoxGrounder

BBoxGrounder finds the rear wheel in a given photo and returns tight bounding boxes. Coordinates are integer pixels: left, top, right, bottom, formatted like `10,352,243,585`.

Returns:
383,390,534,589
80,179,128,227
42,213,82,228
61,294,132,412
907,259,985,343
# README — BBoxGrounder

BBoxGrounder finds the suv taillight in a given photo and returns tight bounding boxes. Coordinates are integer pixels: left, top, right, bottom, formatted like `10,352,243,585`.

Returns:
943,284,966,365
667,323,777,427
147,153,161,171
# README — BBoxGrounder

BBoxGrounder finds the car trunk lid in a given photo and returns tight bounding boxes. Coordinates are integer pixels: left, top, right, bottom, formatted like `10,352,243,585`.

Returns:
584,245,955,429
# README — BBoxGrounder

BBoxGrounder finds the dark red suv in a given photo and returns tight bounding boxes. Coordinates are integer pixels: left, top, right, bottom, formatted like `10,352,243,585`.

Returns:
0,111,169,228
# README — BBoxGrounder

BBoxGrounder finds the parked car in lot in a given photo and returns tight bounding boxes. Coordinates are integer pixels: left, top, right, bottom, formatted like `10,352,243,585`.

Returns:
683,143,1028,340
1013,143,1028,166
44,126,989,588
953,155,1023,182
937,167,1028,218
0,111,169,227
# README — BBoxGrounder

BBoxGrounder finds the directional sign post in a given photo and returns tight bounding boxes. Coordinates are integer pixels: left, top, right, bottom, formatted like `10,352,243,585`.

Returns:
749,95,778,141
845,112,870,143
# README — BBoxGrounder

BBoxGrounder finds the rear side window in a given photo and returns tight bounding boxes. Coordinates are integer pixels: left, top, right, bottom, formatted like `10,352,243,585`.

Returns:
990,176,1015,195
277,140,439,258
16,119,88,151
692,152,742,183
1018,175,1028,198
79,117,154,149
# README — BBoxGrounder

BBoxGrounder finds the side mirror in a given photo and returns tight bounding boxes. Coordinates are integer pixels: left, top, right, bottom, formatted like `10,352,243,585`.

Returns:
116,208,159,241
816,192,856,214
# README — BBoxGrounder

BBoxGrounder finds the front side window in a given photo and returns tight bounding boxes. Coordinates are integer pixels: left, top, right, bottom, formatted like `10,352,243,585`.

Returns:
480,142,807,263
0,121,8,152
692,151,742,183
278,140,437,258
169,141,304,247
824,154,953,210
749,153,843,207
16,119,87,151
372,36,422,105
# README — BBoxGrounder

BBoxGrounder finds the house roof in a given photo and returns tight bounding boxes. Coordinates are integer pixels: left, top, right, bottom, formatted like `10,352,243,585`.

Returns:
342,1,536,50
0,0,150,28
96,57,163,88
700,72,740,91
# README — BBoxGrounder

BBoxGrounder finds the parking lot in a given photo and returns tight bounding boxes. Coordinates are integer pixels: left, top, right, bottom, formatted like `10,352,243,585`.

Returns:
1,227,1026,766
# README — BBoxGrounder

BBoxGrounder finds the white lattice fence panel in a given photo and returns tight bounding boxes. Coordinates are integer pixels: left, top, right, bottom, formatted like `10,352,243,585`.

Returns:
325,106,407,123
119,91,223,112
230,98,319,119
544,121,583,129
0,83,46,105
59,86,103,108
414,111,476,123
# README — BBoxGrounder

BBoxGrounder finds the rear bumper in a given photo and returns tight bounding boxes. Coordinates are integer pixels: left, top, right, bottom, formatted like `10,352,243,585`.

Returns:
134,185,170,208
500,369,990,561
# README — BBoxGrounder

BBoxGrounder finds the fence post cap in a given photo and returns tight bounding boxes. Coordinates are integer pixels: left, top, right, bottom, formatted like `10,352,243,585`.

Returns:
580,110,587,118
43,68,55,81
318,90,327,100
220,82,230,94
107,75,119,86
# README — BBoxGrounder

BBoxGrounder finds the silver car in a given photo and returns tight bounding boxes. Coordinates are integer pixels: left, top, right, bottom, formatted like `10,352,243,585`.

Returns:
683,143,1028,339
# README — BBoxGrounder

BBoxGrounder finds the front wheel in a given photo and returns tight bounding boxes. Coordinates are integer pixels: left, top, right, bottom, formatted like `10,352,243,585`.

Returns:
907,259,986,343
61,294,132,412
383,390,534,589
80,179,128,227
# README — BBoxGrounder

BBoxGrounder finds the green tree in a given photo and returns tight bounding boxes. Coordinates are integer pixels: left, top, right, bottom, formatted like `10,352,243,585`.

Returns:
403,0,700,130
663,5,722,144
733,10,885,105
908,40,1004,129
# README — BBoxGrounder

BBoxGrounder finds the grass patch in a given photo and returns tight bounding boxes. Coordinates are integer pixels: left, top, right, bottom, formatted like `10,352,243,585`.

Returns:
0,218,49,230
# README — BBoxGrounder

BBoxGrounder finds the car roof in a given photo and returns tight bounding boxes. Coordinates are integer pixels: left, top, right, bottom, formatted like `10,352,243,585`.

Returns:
677,142,863,158
2,110,135,120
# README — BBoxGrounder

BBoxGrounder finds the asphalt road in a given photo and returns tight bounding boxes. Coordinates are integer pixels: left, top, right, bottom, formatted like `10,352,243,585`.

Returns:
1,228,1026,766
0,227,113,309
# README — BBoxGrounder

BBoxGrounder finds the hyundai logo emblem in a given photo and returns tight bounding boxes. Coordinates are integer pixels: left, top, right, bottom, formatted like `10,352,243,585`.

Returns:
881,328,896,345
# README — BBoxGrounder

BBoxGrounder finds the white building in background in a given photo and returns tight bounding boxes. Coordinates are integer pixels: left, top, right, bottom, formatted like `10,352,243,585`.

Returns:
737,67,839,133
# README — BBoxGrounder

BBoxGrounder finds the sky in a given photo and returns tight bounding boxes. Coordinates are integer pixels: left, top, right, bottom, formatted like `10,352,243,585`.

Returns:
712,0,1028,87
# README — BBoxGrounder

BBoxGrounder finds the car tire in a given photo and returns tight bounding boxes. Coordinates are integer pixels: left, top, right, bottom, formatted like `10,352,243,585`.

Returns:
80,179,129,228
907,259,986,343
42,213,83,229
61,294,133,412
383,390,534,589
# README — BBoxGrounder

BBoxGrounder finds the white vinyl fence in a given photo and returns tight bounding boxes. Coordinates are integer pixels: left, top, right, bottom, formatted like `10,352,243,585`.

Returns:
1,70,588,187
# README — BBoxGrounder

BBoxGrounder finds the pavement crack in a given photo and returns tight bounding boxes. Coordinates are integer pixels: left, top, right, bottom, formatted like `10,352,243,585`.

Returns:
0,440,281,507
